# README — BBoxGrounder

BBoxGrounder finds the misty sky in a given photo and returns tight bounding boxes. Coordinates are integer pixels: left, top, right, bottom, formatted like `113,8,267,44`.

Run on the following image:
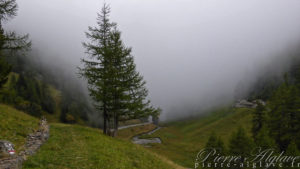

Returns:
5,0,300,120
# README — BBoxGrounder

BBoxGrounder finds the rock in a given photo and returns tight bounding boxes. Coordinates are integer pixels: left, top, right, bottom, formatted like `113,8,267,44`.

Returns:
0,141,16,156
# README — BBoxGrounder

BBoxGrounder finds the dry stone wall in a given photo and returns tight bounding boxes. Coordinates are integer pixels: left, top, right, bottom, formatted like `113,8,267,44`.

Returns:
0,118,49,169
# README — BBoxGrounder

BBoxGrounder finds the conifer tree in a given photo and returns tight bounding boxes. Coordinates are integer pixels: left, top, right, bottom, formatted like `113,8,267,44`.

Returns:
286,141,300,156
205,132,226,153
0,0,30,51
268,80,300,151
203,132,226,169
0,0,30,89
80,4,160,136
285,141,300,169
252,101,266,141
228,127,254,169
255,126,277,150
80,4,115,135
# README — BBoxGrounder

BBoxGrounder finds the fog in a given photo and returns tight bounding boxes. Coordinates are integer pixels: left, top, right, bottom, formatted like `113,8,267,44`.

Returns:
5,0,300,121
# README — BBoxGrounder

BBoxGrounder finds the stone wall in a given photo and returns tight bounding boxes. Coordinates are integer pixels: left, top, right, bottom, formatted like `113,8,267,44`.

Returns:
0,118,49,169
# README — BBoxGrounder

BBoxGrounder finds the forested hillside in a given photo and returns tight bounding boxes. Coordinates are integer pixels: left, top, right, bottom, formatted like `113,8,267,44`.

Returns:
201,56,300,169
0,0,95,126
0,54,93,125
142,54,300,168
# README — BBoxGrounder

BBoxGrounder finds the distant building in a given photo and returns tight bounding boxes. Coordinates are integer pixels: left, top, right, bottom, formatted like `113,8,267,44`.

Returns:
234,99,266,108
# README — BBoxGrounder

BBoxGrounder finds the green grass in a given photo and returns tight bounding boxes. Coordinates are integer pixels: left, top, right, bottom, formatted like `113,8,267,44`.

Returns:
0,104,181,169
0,103,254,168
23,123,177,169
0,104,39,152
144,107,254,168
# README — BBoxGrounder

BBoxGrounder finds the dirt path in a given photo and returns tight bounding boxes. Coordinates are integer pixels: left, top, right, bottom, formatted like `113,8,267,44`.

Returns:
132,127,162,145
118,122,152,130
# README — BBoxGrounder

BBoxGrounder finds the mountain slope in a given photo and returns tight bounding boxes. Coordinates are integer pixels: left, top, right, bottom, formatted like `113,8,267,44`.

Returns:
0,72,90,125
23,123,177,169
143,107,254,168
0,105,179,169
0,104,39,152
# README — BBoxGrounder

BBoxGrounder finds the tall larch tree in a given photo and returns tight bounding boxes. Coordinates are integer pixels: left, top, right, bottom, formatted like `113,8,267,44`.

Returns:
80,4,115,135
80,4,160,136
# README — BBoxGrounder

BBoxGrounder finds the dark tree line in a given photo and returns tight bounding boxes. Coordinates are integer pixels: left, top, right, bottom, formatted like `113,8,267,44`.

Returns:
0,72,55,117
251,58,300,152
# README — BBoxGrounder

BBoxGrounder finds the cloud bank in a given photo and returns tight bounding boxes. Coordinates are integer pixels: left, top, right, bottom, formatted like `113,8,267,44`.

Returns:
5,0,300,120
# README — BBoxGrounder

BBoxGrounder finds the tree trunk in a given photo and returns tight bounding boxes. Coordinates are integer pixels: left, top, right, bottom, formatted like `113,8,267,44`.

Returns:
103,106,107,135
113,115,118,137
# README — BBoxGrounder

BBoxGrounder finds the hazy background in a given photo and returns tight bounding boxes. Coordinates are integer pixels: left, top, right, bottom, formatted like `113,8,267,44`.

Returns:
5,0,300,121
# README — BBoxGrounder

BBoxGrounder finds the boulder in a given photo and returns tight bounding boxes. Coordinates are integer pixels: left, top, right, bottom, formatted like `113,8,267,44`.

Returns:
0,140,16,157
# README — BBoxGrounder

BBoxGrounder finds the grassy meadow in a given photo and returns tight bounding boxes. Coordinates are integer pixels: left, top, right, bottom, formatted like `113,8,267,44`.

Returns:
143,107,254,168
0,104,39,152
0,103,254,169
0,104,182,169
23,123,180,169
